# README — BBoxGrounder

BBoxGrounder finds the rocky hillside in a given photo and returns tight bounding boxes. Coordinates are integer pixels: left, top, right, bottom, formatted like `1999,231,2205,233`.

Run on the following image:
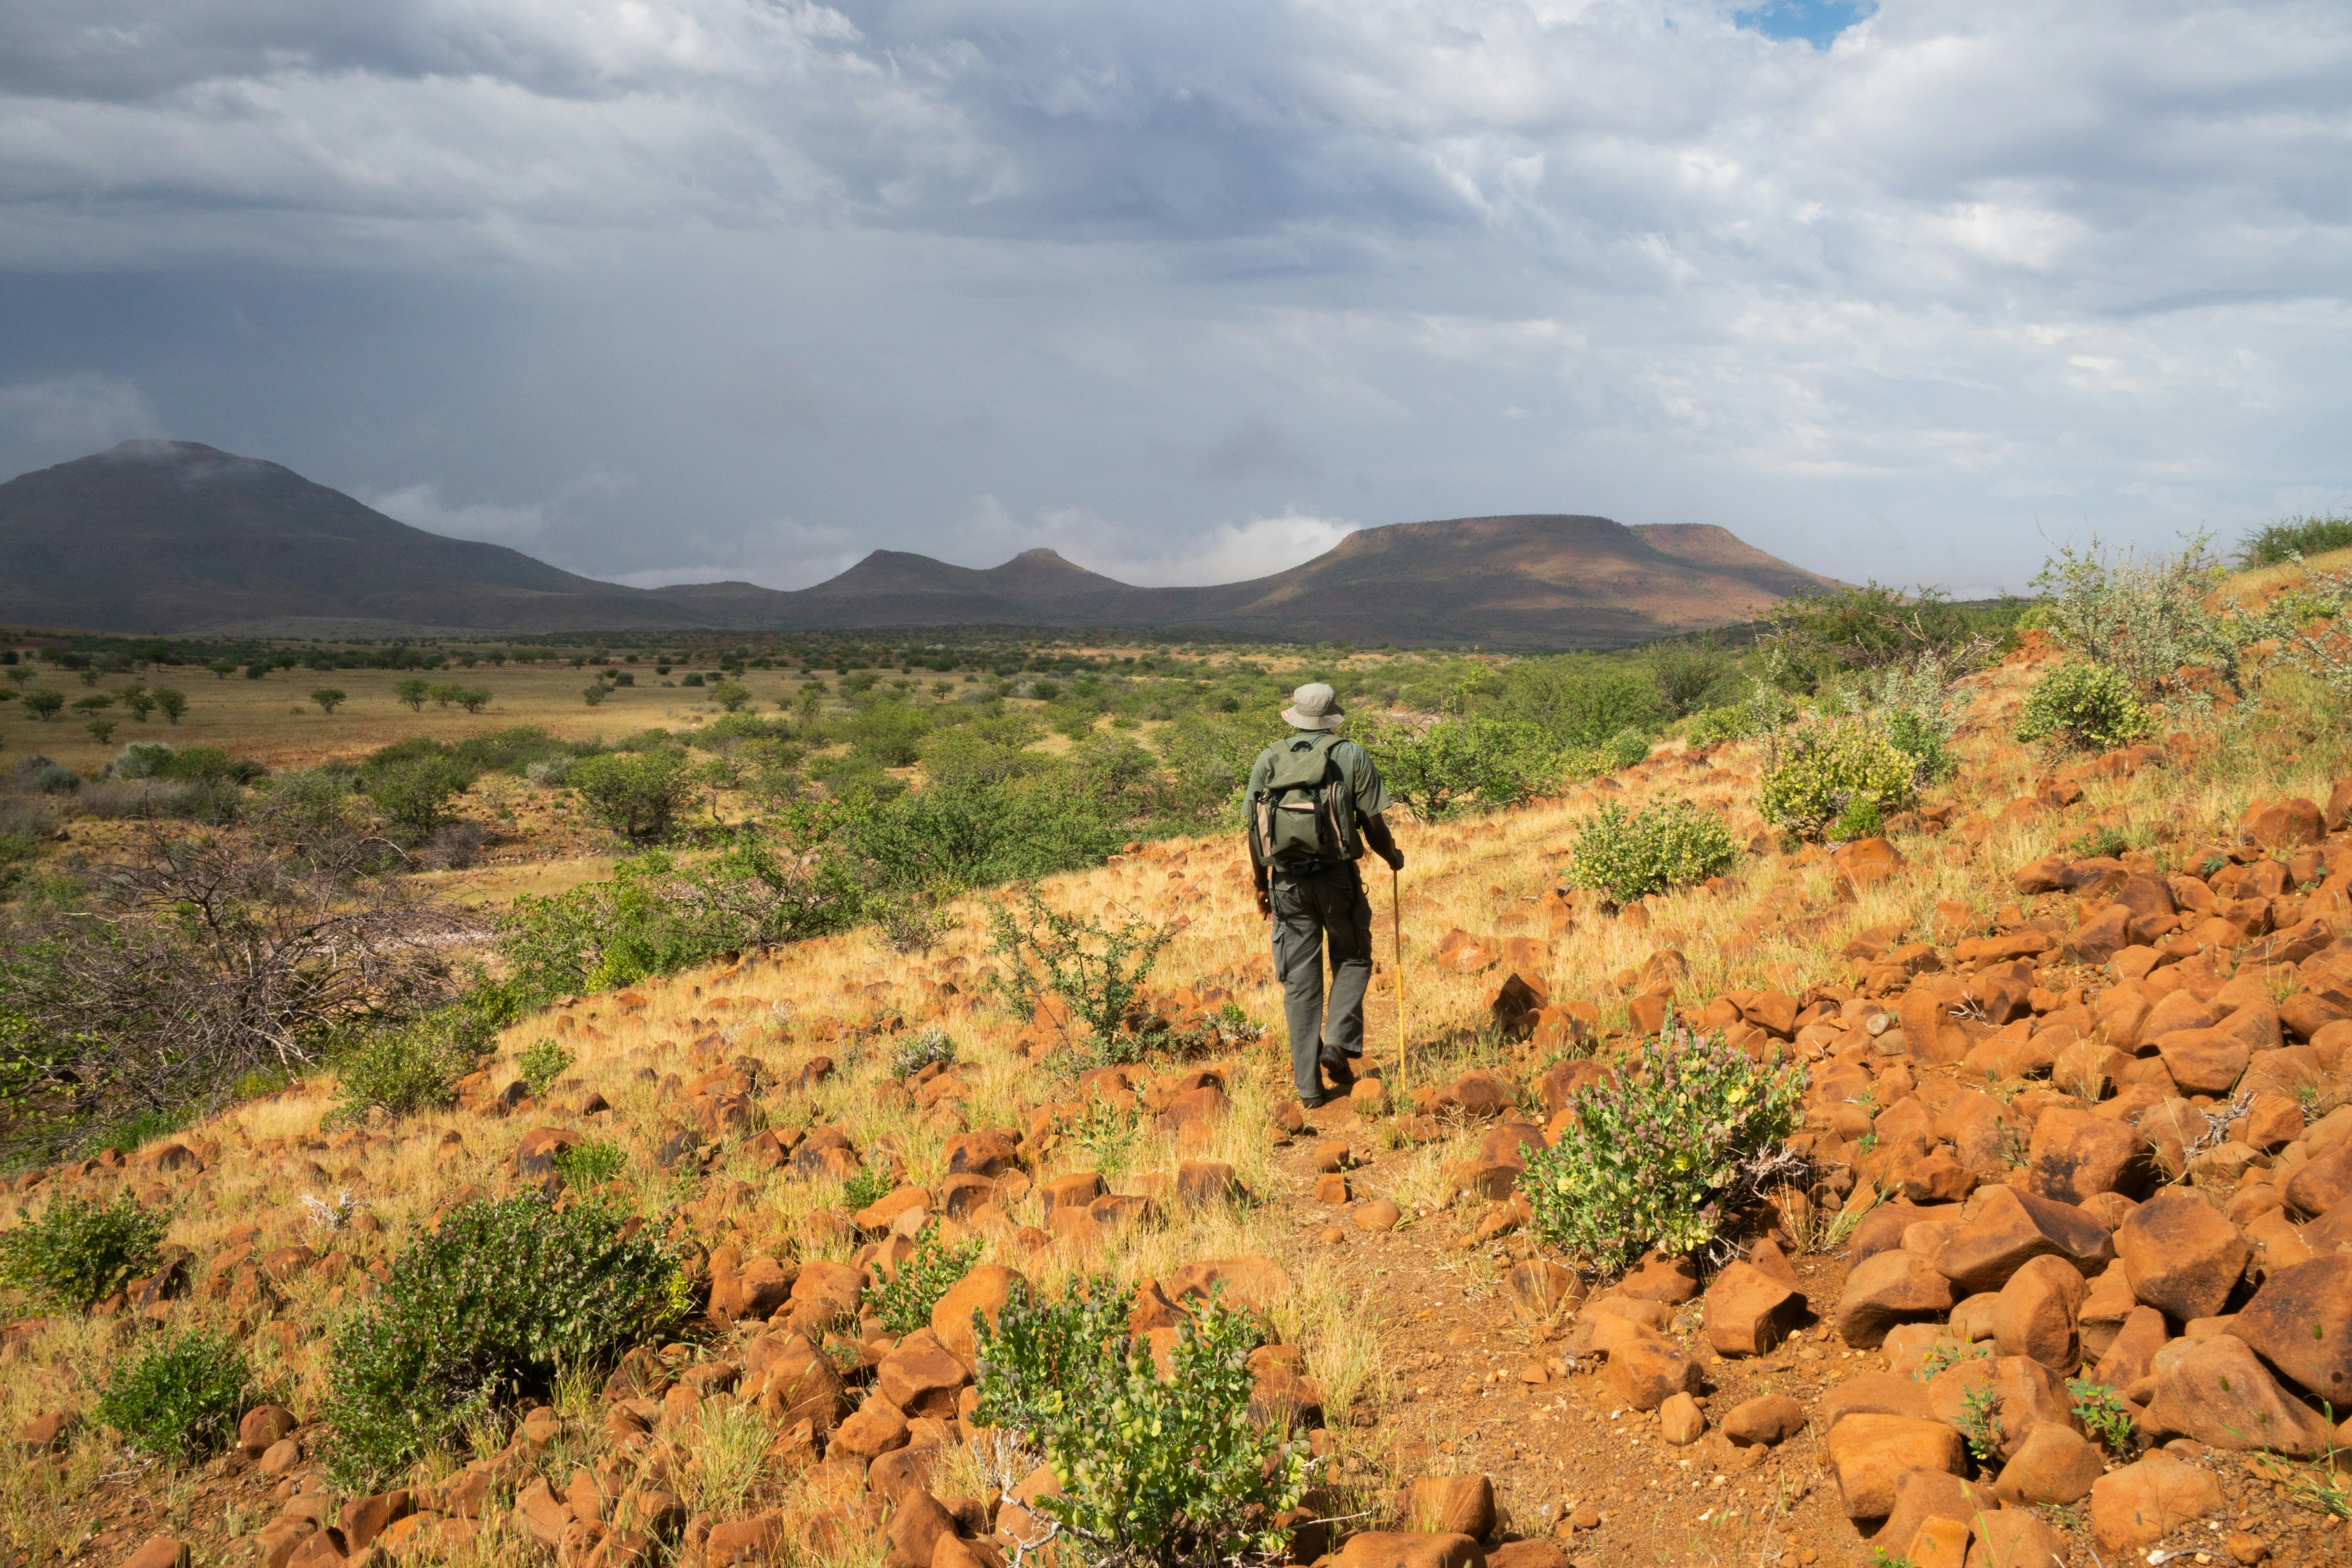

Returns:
4,631,2351,1568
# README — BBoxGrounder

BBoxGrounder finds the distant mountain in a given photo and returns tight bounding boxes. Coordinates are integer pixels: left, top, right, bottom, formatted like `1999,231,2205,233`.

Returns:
1,442,1837,646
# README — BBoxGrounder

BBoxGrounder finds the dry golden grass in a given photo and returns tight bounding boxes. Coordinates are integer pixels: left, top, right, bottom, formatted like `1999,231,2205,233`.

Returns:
7,620,2352,1568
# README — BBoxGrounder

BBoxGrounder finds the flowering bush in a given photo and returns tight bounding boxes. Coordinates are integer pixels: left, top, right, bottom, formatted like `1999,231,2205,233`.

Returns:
1757,715,1917,840
1564,799,1737,905
1520,1030,1804,1272
2014,661,2155,752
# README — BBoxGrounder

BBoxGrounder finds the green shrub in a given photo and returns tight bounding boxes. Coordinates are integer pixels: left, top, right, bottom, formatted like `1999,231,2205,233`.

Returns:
2014,661,2155,753
1757,716,1917,840
551,1139,628,1188
972,1277,1308,1568
987,886,1172,1066
2066,1378,2136,1455
323,1195,682,1488
518,1039,574,1096
2240,514,2352,567
567,750,695,842
330,1006,495,1124
889,1024,957,1080
1680,704,1749,747
863,1224,983,1336
1564,799,1736,905
840,1158,895,1214
94,1329,256,1460
1520,1030,1803,1272
497,839,861,1004
1359,714,1559,820
0,1192,167,1309
362,754,473,842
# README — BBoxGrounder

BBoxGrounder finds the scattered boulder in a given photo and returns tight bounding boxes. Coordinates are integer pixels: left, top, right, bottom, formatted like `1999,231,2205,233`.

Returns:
1834,1249,1956,1348
1721,1394,1805,1447
1823,1414,1966,1518
2090,1455,2225,1552
2142,1334,2335,1455
1702,1261,1804,1357
2231,1254,2352,1406
2116,1190,2252,1322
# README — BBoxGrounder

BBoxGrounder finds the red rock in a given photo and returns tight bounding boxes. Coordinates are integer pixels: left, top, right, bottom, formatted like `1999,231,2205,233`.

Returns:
116,1540,190,1568
875,1332,970,1421
2242,798,2324,849
2155,1027,2253,1096
1616,1249,1700,1303
338,1491,412,1552
1877,1471,2002,1568
1834,1248,1957,1348
2022,1107,2144,1204
1702,1261,1804,1357
1721,1395,1805,1446
1333,1533,1485,1568
1501,1259,1581,1322
703,1510,786,1565
829,1396,910,1460
2141,1334,2334,1455
1924,1356,2082,1461
2283,1137,2352,1218
709,1255,796,1322
237,1403,297,1457
929,1265,1027,1365
1931,1185,2114,1295
2091,1304,2169,1390
2232,1254,2352,1406
513,1479,573,1549
1174,1160,1239,1207
1993,1423,2105,1505
17,1410,74,1454
1990,1254,2086,1371
1404,1474,1495,1537
1601,1339,1699,1411
1823,1414,1966,1518
2090,1456,2223,1552
886,1490,958,1568
2116,1190,2251,1321
1962,1509,2065,1568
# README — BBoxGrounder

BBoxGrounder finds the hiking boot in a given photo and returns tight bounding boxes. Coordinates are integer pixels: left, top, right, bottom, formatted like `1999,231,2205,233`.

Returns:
1298,1089,1337,1110
1318,1048,1357,1094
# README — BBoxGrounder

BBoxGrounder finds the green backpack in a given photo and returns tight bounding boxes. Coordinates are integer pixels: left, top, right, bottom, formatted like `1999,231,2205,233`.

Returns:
1249,733,1363,871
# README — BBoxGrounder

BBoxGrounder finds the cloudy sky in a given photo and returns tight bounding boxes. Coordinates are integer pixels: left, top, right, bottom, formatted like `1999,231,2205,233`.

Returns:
1,1,2345,595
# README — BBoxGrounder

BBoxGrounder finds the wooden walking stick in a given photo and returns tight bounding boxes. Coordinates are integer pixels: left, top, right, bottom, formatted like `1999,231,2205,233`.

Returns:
1392,863,1407,1096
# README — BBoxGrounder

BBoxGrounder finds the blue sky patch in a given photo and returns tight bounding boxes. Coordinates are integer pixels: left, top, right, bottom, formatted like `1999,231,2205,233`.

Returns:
1736,1,1878,48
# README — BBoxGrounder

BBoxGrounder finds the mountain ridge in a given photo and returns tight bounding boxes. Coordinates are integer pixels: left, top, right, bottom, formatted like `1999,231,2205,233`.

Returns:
0,441,1838,646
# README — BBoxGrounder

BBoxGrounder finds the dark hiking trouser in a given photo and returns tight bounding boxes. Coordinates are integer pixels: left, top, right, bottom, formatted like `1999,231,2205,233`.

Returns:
1269,861,1374,1100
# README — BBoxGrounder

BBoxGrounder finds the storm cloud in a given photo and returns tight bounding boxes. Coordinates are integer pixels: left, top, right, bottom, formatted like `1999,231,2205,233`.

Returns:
1,1,2345,595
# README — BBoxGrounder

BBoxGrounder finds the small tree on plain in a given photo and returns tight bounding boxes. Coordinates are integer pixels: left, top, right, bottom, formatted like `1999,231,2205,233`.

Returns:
456,688,491,714
311,688,347,714
154,689,187,724
393,679,429,712
25,690,62,721
86,717,116,745
709,681,752,713
427,682,463,709
121,688,157,722
206,660,235,680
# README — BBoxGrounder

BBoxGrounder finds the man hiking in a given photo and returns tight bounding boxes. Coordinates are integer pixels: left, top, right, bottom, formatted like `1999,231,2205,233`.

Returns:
1246,683,1406,1108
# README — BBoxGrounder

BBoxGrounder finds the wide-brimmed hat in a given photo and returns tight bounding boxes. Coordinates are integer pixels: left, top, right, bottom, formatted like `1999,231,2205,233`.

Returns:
1282,682,1344,731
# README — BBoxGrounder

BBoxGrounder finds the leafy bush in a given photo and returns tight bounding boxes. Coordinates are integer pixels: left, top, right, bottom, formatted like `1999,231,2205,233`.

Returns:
1760,581,2016,692
156,746,265,785
987,886,1173,1065
889,1024,957,1080
863,1224,983,1336
1564,799,1736,905
972,1277,1308,1568
1757,715,1917,840
518,1039,574,1096
2014,661,2154,753
1520,1030,1803,1271
840,1158,895,1213
2241,514,2352,567
94,1329,256,1460
323,1195,683,1488
362,754,473,842
498,839,861,1003
0,1192,167,1309
2066,1378,2136,1455
331,1001,502,1124
567,750,695,842
111,742,176,779
1360,714,1558,820
552,1139,628,1188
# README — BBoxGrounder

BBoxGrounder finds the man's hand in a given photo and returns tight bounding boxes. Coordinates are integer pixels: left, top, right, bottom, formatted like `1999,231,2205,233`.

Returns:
1381,846,1406,872
1254,885,1272,918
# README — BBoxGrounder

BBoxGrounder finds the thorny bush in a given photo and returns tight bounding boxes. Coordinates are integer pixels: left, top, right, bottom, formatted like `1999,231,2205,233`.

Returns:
2032,534,2250,702
987,886,1174,1067
323,1194,685,1489
973,1276,1310,1568
0,824,462,1164
1757,714,1918,842
1520,1028,1804,1272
